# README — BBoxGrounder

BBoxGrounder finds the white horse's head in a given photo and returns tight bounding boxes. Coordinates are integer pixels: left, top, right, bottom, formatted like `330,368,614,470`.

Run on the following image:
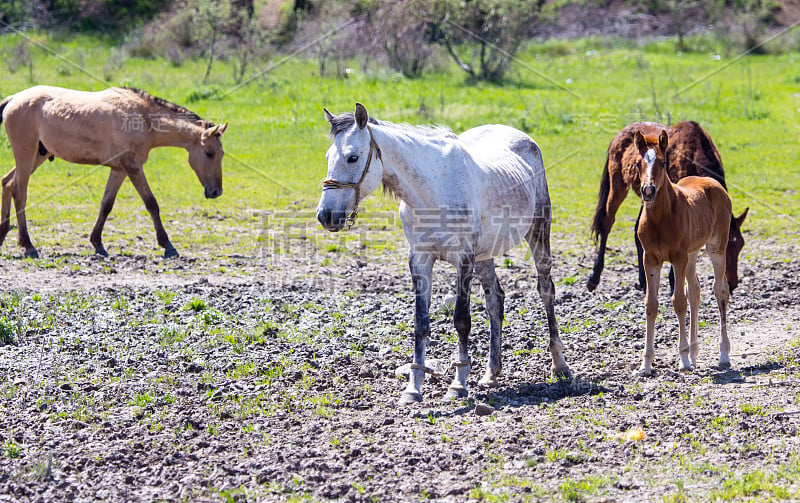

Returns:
316,103,383,232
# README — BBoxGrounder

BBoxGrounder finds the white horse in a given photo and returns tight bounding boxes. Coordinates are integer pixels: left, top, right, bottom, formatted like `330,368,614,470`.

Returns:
316,103,571,405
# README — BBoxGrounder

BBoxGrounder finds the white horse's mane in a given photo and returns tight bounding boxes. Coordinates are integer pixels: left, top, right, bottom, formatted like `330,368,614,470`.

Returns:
328,112,456,140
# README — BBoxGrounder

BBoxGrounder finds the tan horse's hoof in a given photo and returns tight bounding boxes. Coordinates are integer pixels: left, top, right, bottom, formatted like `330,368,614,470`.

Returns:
637,366,656,377
399,391,422,405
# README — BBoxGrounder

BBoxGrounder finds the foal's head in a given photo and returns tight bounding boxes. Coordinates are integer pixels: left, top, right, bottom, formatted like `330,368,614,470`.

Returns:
633,129,669,207
317,103,383,232
188,122,228,199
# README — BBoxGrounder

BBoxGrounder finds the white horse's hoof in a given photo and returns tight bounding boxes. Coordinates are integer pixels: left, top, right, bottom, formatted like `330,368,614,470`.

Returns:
637,366,655,377
552,366,572,381
478,374,501,387
443,386,468,401
399,392,422,405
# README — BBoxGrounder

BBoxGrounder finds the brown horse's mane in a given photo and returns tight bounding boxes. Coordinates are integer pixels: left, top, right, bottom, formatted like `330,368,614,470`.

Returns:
122,87,213,128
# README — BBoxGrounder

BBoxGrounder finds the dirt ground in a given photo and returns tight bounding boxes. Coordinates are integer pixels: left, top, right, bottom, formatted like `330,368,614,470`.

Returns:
0,235,798,502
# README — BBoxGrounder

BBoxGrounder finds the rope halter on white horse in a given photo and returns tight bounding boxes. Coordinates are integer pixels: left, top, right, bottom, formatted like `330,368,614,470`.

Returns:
321,125,382,227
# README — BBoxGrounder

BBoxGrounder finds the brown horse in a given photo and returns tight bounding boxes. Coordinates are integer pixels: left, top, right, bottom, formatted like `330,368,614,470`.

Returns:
0,85,228,258
587,121,748,293
634,129,731,375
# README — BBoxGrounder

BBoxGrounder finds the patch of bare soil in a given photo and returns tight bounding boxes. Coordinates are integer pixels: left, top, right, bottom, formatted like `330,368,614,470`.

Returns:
0,237,798,501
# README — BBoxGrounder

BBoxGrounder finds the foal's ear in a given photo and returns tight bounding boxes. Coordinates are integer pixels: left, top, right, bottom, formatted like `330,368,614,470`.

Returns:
658,130,668,153
323,108,334,123
354,103,368,130
735,207,749,227
634,130,647,155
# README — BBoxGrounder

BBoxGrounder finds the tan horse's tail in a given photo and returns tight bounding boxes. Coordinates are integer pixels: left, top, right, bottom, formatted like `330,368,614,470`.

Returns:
0,95,11,125
590,155,611,242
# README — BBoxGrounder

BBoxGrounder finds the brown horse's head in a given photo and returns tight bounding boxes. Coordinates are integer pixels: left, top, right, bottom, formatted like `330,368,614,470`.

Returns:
188,122,228,199
633,129,669,207
726,208,749,292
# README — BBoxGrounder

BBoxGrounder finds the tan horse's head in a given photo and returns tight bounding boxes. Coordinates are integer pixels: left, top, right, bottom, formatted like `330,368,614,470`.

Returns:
189,122,228,199
633,129,668,207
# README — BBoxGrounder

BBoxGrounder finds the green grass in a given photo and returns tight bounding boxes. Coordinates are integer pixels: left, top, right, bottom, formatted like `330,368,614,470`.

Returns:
0,32,797,260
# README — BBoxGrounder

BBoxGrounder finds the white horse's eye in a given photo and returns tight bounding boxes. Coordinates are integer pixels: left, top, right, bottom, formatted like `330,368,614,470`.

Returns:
347,155,359,164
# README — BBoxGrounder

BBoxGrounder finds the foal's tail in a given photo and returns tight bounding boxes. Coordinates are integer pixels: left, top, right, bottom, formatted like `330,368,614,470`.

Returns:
0,96,11,125
590,156,610,242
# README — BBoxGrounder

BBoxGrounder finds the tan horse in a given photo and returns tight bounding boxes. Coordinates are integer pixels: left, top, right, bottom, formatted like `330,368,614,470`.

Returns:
634,129,732,376
0,85,228,258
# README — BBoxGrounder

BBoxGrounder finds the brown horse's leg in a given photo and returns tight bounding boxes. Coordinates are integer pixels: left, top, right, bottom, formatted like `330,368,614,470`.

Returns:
444,255,475,400
475,259,504,388
127,170,178,258
526,211,571,380
588,171,629,291
0,167,16,247
640,252,661,376
686,253,701,368
670,254,691,371
708,246,731,369
90,168,127,256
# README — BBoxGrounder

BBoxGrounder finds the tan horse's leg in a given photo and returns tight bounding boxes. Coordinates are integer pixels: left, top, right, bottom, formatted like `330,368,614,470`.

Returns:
686,253,701,367
90,168,127,256
0,167,16,246
708,246,731,369
670,253,691,371
11,150,47,258
127,169,178,258
640,252,662,376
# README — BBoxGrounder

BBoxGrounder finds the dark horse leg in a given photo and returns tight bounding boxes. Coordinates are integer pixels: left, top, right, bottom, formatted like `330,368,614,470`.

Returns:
588,166,629,292
527,205,571,379
475,259,505,387
444,255,474,400
399,252,435,405
635,207,675,295
90,168,127,257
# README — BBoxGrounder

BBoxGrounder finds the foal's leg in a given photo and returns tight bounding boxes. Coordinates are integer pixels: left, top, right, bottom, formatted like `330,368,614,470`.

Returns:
90,168,127,256
444,255,475,400
0,167,16,247
526,213,571,379
686,253,701,368
670,254,692,371
708,246,731,369
400,252,435,405
475,259,505,387
127,169,178,258
640,253,662,376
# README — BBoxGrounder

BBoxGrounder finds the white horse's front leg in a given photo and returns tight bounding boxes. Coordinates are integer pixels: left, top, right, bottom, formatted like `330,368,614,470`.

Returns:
400,252,435,405
444,255,474,400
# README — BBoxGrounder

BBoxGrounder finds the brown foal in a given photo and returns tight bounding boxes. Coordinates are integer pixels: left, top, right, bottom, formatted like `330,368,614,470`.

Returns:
634,129,732,375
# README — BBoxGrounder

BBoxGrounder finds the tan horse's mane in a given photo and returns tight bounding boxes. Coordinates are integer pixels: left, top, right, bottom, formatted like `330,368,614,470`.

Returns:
121,87,213,128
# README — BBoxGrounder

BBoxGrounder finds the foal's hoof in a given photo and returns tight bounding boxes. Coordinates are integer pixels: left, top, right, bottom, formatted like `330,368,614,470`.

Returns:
443,386,469,401
163,246,179,259
24,248,39,259
717,359,731,371
398,392,422,405
478,373,501,387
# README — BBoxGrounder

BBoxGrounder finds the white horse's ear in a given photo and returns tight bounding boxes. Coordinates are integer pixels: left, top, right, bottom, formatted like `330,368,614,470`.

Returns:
355,103,368,130
634,130,647,155
658,130,668,153
323,108,334,123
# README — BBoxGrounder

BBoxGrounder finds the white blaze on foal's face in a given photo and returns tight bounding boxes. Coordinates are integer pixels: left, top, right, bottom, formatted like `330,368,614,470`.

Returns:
643,148,656,186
